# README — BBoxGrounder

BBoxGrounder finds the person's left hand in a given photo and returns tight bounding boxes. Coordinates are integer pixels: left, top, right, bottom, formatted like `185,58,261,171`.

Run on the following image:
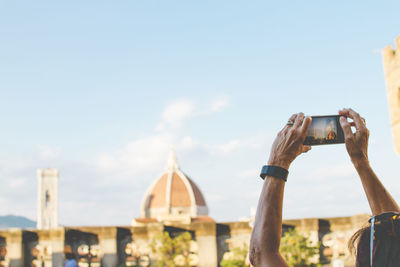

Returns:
268,113,312,170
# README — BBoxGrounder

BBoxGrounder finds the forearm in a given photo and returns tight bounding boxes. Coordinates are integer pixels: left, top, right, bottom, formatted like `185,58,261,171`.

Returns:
353,159,399,215
249,113,309,266
250,177,285,260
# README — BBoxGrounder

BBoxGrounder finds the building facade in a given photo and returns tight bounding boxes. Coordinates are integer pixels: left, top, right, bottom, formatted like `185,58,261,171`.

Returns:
383,35,400,153
0,215,370,267
37,169,59,230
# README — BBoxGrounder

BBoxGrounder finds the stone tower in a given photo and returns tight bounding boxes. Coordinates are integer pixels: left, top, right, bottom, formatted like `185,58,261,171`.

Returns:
37,169,59,229
383,35,400,154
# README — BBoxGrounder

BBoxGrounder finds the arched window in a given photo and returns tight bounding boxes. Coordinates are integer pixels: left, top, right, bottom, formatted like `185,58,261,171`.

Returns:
45,191,50,208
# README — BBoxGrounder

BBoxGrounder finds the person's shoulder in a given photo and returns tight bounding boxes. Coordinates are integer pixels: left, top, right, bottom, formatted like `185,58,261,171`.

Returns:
65,259,78,267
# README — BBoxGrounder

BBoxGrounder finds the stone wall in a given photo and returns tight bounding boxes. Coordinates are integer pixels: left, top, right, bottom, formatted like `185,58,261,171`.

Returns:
283,214,370,266
0,214,370,267
0,229,23,267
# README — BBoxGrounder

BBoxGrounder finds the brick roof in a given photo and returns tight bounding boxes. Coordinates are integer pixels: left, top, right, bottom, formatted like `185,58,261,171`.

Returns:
141,150,208,218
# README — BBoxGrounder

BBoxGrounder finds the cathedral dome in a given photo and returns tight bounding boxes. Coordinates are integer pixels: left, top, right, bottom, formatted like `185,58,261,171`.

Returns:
140,150,208,222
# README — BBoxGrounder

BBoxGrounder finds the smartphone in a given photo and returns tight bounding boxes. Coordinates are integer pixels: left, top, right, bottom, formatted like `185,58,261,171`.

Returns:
303,115,345,146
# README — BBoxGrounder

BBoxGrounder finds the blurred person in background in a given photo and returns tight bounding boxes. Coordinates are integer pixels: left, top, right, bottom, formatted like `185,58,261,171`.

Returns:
64,245,78,267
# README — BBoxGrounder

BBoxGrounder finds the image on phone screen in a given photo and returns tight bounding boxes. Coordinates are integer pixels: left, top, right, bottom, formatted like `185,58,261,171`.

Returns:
303,115,345,146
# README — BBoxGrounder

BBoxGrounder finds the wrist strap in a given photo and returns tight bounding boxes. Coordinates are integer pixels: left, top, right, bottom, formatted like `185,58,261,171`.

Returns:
260,165,288,181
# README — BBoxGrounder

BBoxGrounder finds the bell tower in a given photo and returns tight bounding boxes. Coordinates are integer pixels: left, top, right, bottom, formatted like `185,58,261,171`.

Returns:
383,35,400,154
37,168,59,229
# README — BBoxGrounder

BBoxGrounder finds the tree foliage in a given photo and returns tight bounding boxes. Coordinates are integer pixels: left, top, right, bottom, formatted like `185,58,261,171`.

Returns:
220,243,248,267
279,229,321,267
150,231,192,267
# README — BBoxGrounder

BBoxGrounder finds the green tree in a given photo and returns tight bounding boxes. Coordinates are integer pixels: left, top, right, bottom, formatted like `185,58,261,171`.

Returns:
279,229,321,267
150,231,192,267
220,243,248,267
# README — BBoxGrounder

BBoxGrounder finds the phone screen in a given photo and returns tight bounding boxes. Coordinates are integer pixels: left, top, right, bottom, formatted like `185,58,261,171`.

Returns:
303,115,345,146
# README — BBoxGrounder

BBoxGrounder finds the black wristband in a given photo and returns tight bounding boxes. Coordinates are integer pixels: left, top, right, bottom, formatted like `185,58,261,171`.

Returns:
260,165,289,181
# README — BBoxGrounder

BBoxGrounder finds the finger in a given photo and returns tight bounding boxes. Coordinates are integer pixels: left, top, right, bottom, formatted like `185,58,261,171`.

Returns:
282,113,298,131
293,113,304,129
300,116,312,137
347,109,366,130
282,114,297,133
302,145,311,153
340,116,353,139
340,108,362,126
288,113,297,123
338,109,350,117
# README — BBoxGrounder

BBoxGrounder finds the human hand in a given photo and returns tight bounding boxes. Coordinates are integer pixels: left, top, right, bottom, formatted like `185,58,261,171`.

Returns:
268,113,312,170
339,108,369,163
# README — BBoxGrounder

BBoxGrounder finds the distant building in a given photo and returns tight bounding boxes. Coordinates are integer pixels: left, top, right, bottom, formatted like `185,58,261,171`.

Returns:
37,169,59,230
133,149,218,267
137,149,209,224
383,35,400,153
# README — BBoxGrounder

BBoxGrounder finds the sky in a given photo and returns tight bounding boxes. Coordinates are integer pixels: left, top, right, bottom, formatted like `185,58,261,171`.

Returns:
0,1,400,226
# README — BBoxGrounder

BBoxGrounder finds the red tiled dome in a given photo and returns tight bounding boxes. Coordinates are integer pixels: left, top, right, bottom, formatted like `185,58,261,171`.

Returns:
140,150,208,220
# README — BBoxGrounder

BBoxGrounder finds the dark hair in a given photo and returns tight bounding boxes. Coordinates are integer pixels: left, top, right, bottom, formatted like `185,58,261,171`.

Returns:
348,219,400,267
65,252,76,260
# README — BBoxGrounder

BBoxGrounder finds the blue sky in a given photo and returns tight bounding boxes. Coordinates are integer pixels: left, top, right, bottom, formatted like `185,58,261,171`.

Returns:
0,1,400,225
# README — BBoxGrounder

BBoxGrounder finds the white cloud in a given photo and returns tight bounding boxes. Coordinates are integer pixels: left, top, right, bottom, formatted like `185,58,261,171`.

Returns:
156,99,195,130
156,96,231,131
0,95,278,225
208,95,230,113
163,99,195,124
208,133,272,156
96,134,172,175
93,131,269,191
179,136,199,150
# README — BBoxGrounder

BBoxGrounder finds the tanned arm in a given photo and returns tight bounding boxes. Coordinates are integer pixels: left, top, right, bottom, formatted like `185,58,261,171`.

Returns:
250,113,312,267
339,108,399,215
250,176,288,266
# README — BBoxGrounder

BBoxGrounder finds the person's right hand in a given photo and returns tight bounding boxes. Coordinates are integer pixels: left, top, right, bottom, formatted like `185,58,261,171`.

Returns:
268,113,312,170
339,108,369,163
